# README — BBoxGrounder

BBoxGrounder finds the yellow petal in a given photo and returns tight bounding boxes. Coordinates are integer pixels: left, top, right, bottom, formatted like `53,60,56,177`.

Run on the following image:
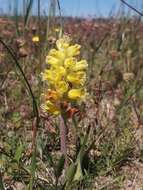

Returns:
67,44,81,57
68,89,85,100
55,28,60,32
41,67,66,84
58,66,66,76
49,49,65,61
64,58,76,69
56,36,70,50
46,56,59,66
55,81,69,96
41,69,56,83
74,60,88,71
67,71,86,85
32,36,39,42
42,100,60,115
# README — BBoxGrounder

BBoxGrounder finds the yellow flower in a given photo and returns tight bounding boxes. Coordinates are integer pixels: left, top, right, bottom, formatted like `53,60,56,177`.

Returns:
49,49,65,60
74,60,88,71
56,36,70,50
42,100,60,115
67,71,86,86
32,36,39,42
41,35,88,115
64,58,87,72
41,66,66,84
68,89,86,100
64,58,76,69
67,44,81,57
46,56,60,66
55,28,60,32
55,81,69,96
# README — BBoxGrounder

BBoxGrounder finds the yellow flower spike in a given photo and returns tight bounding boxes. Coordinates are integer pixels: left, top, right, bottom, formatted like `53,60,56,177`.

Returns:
41,36,88,170
41,69,51,81
32,36,39,42
68,89,86,100
41,36,88,115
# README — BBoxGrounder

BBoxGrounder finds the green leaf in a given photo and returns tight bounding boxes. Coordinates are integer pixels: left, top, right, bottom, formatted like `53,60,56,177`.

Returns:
0,173,5,190
55,154,65,179
76,125,91,164
14,143,23,163
73,159,83,181
29,148,36,190
47,152,55,167
73,125,91,182
65,163,77,183
12,112,21,122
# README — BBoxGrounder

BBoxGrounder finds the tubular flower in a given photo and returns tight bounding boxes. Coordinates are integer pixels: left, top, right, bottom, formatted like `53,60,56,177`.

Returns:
68,89,86,100
41,100,60,115
32,36,39,42
41,36,88,115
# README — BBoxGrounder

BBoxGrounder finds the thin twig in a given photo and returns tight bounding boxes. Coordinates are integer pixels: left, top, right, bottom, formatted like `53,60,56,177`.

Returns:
120,0,143,17
57,0,63,37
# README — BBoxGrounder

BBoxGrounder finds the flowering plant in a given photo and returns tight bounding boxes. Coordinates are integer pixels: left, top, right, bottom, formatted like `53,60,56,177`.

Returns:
41,36,88,116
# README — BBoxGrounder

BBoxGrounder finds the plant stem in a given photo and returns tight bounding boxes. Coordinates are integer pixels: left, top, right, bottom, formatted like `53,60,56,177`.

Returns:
60,114,68,167
0,172,5,190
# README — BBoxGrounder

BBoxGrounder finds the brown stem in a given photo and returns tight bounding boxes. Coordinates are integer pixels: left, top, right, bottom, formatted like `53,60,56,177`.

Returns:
120,0,143,17
59,115,68,167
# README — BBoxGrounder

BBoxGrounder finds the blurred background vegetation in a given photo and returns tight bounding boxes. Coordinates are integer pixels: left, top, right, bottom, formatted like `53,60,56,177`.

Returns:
1,0,143,190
